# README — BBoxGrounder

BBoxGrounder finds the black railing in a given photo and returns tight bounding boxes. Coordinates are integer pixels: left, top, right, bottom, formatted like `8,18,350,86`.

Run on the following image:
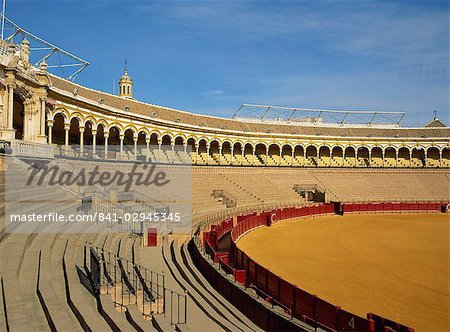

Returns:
85,244,187,324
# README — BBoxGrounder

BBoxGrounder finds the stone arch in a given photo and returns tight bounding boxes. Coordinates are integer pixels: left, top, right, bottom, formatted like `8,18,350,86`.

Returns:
68,111,83,121
51,108,69,122
370,147,383,168
268,143,281,166
384,147,397,167
108,125,121,146
426,146,440,167
52,113,66,145
293,145,304,166
305,145,318,167
344,146,356,167
13,93,25,140
411,147,425,168
83,119,94,146
69,117,80,145
233,141,244,165
221,141,232,165
255,143,267,166
209,139,220,164
398,147,411,167
356,146,370,167
243,143,254,165
318,146,331,167
442,147,450,167
96,123,106,147
331,146,343,166
197,138,208,164
281,144,293,166
186,137,196,161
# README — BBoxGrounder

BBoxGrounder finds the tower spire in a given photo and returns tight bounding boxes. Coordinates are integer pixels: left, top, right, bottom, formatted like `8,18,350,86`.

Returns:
118,60,133,99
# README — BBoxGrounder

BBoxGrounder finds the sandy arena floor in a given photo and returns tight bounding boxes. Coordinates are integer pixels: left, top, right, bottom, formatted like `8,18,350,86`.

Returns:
237,213,449,331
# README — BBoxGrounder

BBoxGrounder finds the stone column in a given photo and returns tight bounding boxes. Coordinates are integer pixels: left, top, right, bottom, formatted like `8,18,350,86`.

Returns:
79,126,85,156
7,83,15,129
104,133,109,158
395,150,398,168
252,147,256,166
183,142,187,164
134,136,138,161
241,148,244,165
439,150,442,168
328,148,332,167
64,123,70,152
39,97,46,136
205,144,210,165
92,129,97,157
231,147,234,165
368,149,372,167
265,148,268,166
291,148,295,167
218,147,222,165
47,121,53,144
171,142,175,163
146,138,150,162
409,150,412,168
279,149,282,166
119,134,124,157
195,144,199,164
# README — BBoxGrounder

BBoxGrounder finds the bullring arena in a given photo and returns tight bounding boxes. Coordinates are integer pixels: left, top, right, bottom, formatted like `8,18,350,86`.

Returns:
0,14,449,332
236,213,449,332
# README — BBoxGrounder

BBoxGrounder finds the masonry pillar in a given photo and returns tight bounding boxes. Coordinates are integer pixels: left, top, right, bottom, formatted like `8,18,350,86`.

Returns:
79,126,85,156
104,133,109,158
119,134,124,157
291,148,295,167
64,123,70,152
146,138,150,162
92,129,97,157
39,97,46,136
47,120,53,144
134,136,138,161
171,142,175,163
231,147,234,165
7,83,15,129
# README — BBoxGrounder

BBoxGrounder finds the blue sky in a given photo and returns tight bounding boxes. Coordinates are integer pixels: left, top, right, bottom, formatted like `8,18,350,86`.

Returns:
9,0,449,126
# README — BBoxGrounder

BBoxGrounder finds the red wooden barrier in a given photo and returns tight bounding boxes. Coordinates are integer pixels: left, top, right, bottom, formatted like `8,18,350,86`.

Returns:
315,297,339,330
278,279,295,310
234,270,246,285
267,271,279,299
338,308,374,331
256,265,268,293
294,287,315,319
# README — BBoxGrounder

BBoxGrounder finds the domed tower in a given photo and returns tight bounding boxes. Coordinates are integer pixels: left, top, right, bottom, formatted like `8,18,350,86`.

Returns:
118,60,133,99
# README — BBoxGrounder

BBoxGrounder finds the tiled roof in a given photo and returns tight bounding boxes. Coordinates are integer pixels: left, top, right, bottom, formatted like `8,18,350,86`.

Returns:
49,74,450,139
